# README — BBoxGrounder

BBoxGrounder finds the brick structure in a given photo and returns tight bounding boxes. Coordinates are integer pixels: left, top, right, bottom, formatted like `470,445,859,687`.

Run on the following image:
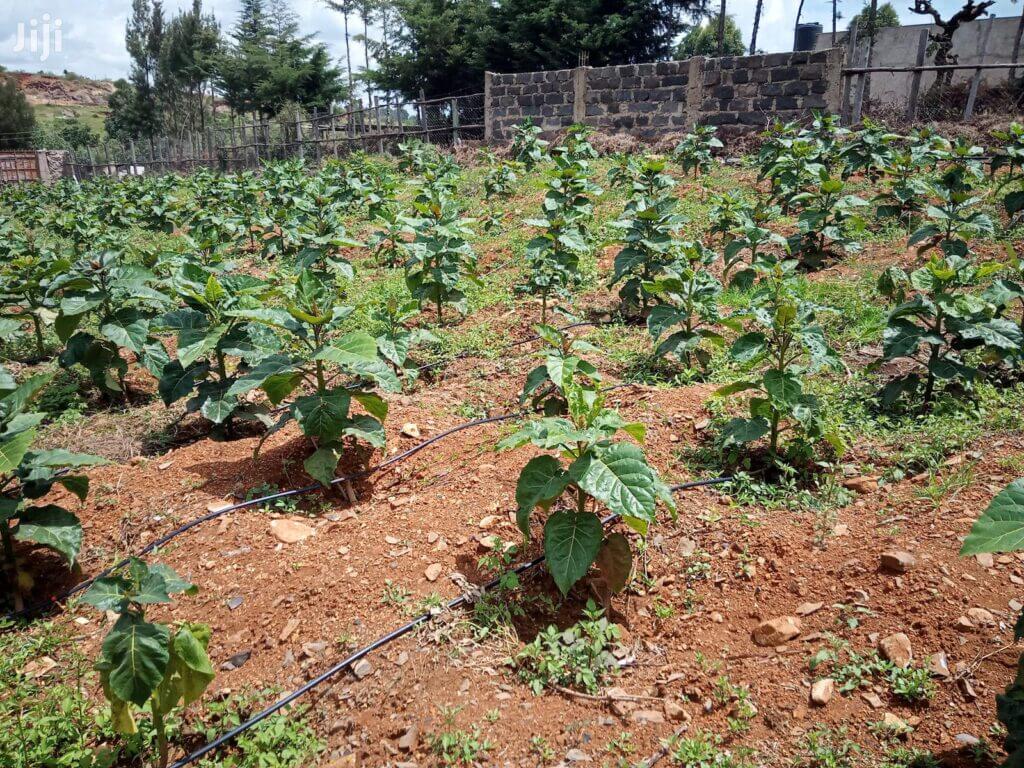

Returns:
484,49,845,140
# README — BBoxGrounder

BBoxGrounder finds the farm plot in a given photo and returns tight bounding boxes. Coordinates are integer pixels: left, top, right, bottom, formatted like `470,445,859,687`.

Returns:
3,118,1024,768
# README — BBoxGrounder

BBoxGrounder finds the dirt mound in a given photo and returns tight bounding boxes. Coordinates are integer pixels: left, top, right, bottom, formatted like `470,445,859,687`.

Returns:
9,70,114,107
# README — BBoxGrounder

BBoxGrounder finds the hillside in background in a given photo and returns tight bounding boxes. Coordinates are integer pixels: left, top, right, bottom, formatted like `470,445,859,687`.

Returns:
9,70,113,134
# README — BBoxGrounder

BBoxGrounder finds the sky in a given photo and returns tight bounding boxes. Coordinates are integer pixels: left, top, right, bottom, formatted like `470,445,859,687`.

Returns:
0,0,1021,84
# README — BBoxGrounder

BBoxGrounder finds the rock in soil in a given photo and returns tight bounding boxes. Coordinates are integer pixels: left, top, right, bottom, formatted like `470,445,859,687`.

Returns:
630,709,665,725
810,678,834,706
352,658,373,679
270,519,315,544
424,563,443,582
751,616,802,646
878,632,913,668
880,550,916,574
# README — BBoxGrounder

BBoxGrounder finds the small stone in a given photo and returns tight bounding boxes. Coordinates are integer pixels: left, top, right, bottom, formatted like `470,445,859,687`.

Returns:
565,748,592,762
631,709,665,725
795,601,824,616
810,678,834,706
843,475,879,493
882,713,909,731
226,596,244,611
398,726,418,752
352,659,373,679
861,692,884,709
158,461,173,470
878,633,913,668
927,652,951,679
664,699,689,722
709,612,724,623
270,519,314,544
975,553,995,568
401,423,421,438
207,501,233,513
222,650,251,671
279,618,300,643
955,616,975,631
478,515,499,528
966,607,995,625
880,551,916,574
955,733,981,747
425,563,443,582
752,616,802,646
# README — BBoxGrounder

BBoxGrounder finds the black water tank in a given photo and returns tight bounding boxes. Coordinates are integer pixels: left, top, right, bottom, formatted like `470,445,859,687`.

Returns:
795,22,822,51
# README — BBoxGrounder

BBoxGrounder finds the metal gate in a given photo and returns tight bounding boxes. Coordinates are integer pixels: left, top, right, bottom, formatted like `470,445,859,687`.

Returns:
0,151,42,184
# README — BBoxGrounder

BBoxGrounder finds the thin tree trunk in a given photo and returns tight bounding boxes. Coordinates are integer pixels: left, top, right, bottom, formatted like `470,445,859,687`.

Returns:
832,0,838,45
865,0,879,106
793,0,806,50
717,0,726,56
362,3,372,108
343,9,354,103
750,0,764,54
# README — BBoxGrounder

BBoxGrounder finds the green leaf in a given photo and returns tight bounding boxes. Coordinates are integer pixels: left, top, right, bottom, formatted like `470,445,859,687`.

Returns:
292,392,351,442
721,417,769,447
82,576,132,612
595,533,632,593
514,455,570,537
14,505,83,564
729,332,768,363
101,614,170,706
570,442,667,527
961,479,1024,555
0,428,36,474
543,510,604,595
763,369,803,408
27,448,108,468
304,443,342,486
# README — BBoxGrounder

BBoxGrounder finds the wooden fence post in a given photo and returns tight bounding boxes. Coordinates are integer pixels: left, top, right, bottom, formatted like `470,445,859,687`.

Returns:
840,26,859,124
451,97,460,145
964,17,995,121
905,28,929,122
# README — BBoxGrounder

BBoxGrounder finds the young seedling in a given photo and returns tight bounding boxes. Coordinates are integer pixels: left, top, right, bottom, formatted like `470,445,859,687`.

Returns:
83,558,213,768
715,259,844,468
0,366,106,611
499,338,675,594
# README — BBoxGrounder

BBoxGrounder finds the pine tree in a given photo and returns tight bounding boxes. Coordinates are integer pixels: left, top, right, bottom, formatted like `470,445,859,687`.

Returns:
0,75,36,150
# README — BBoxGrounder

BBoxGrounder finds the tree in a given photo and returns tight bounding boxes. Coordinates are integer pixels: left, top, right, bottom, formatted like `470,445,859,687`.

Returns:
0,76,36,150
370,0,709,100
159,0,221,134
219,0,345,118
750,0,764,54
848,1,899,36
324,1,356,104
124,0,164,137
677,13,745,58
909,0,995,89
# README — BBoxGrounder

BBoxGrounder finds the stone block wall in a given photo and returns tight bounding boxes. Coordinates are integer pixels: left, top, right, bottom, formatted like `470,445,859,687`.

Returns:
582,60,691,135
484,49,845,140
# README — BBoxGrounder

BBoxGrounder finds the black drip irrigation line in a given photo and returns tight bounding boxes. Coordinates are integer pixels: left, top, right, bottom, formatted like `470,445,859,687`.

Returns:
3,411,524,623
168,475,731,768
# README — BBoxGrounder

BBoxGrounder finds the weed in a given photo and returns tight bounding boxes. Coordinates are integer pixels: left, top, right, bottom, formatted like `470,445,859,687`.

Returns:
381,580,411,607
428,708,493,767
515,600,622,694
668,730,754,767
887,665,936,704
798,725,861,768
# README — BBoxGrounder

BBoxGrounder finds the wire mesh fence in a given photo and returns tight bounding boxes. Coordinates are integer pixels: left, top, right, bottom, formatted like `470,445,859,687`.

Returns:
65,92,485,180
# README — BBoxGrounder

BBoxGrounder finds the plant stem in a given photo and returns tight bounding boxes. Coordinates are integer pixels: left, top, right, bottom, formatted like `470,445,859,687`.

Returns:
152,705,169,768
2,523,23,614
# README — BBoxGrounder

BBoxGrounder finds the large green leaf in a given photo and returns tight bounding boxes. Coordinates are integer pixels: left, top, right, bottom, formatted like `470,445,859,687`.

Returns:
569,442,665,528
961,479,1024,555
304,442,342,486
514,455,570,537
99,309,149,353
292,392,351,442
154,624,214,715
543,510,603,595
101,614,170,706
729,332,768,363
82,576,133,612
26,448,108,468
721,416,769,447
14,505,83,564
763,369,802,408
0,428,36,473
